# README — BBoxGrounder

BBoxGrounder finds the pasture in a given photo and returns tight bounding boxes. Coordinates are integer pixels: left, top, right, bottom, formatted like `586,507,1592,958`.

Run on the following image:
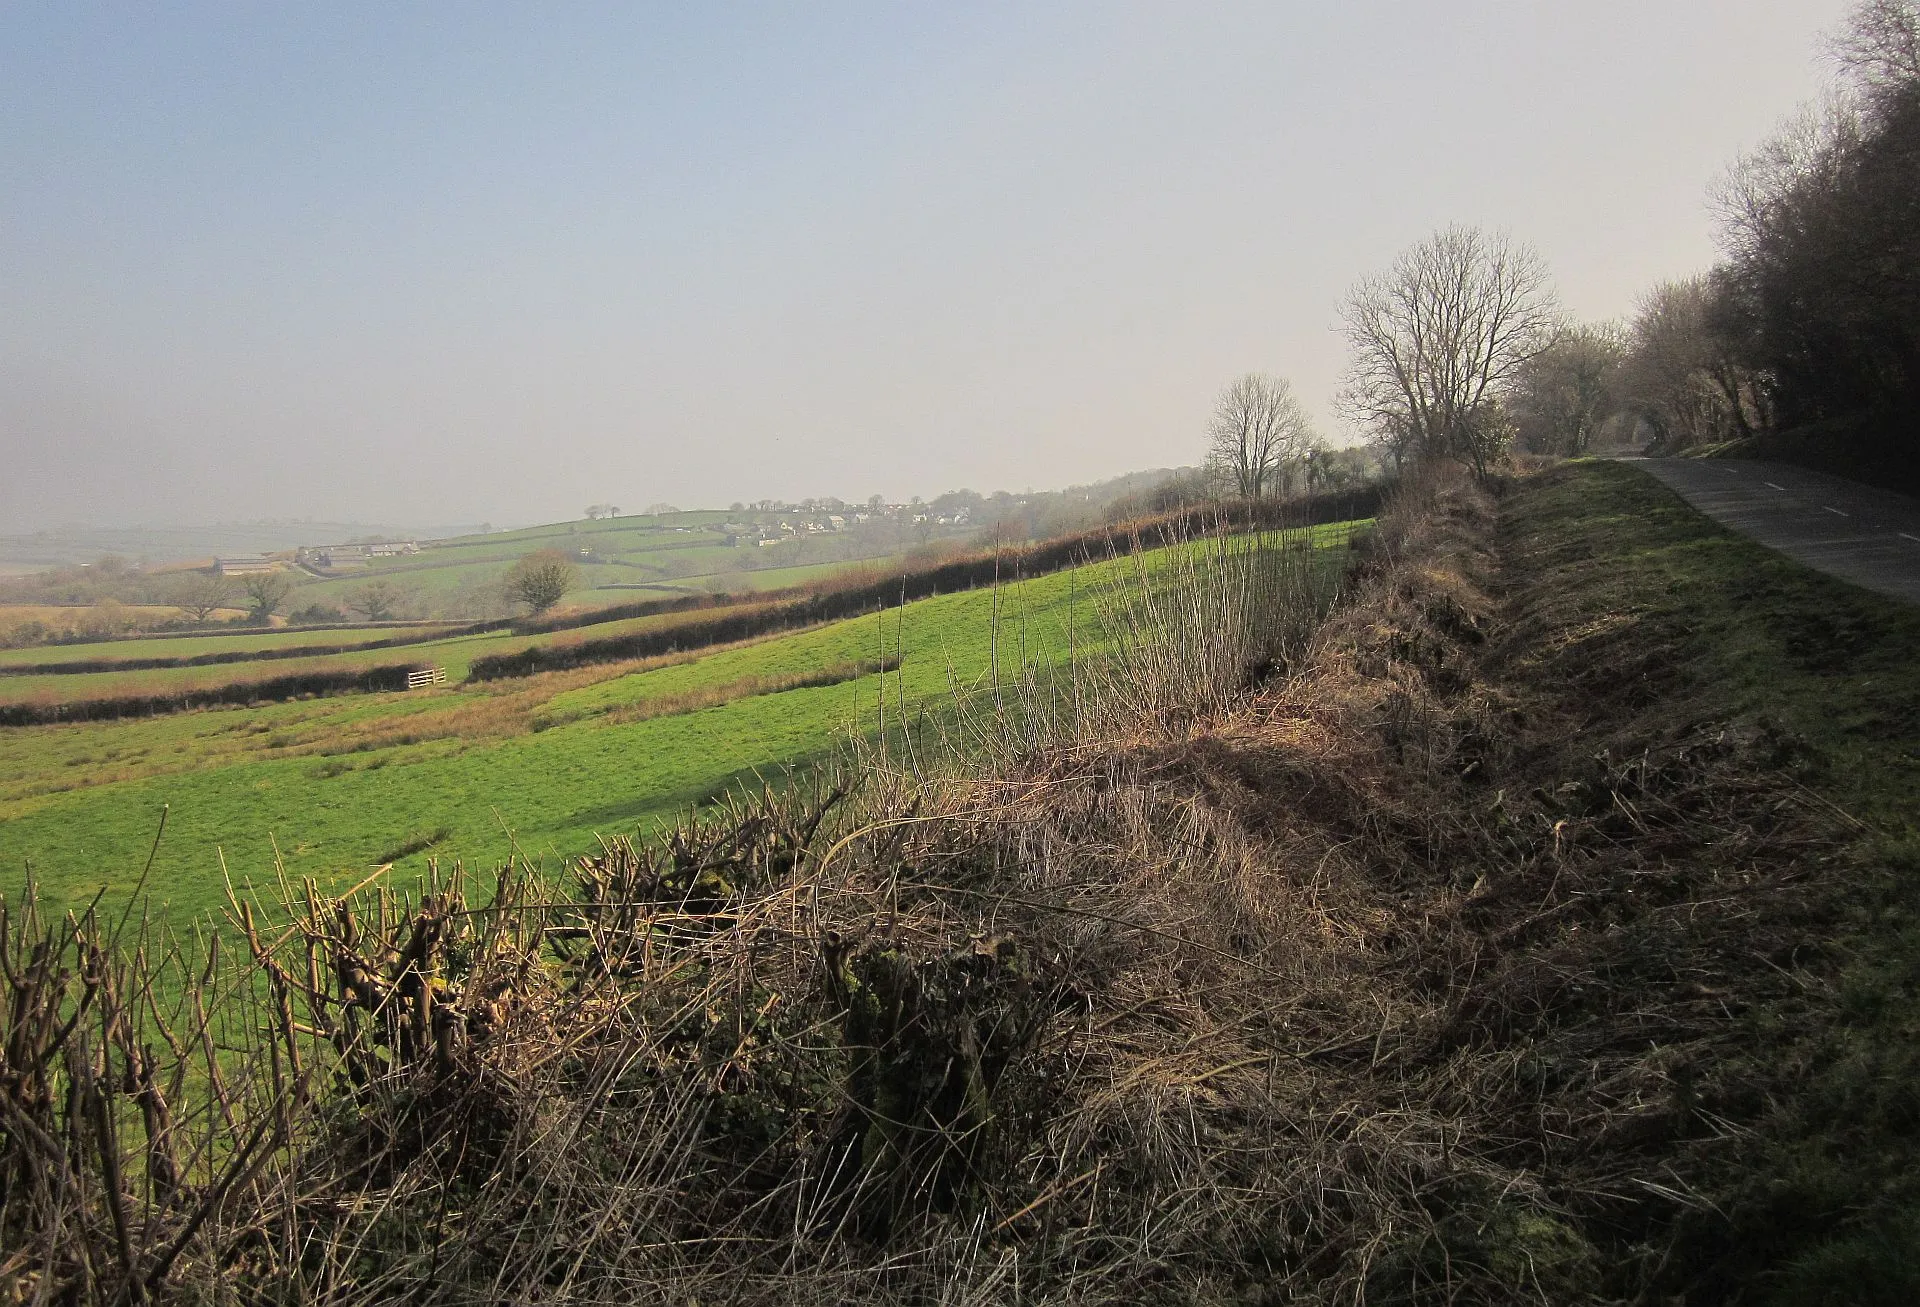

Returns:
0,630,522,707
285,509,938,615
0,523,1361,932
0,602,808,708
0,623,459,669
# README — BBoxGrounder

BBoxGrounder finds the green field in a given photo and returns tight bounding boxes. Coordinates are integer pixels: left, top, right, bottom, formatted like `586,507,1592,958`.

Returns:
0,623,458,669
0,603,784,706
283,509,940,616
682,557,890,591
0,632,514,705
0,525,1359,930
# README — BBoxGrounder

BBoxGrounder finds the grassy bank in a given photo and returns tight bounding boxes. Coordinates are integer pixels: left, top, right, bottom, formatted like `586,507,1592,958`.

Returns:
8,461,1914,1303
1496,459,1920,1300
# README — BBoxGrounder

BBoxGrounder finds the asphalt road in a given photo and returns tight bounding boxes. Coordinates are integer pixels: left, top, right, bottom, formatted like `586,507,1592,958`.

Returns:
1620,457,1920,606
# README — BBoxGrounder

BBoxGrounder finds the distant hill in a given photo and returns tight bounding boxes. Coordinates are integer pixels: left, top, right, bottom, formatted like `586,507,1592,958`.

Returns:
0,521,489,574
0,467,1215,623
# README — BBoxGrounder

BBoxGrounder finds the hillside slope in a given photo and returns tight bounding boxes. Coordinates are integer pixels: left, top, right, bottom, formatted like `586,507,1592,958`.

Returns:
6,462,1916,1303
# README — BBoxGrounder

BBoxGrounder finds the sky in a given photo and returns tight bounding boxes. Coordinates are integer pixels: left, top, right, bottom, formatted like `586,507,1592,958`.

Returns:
0,1,1854,531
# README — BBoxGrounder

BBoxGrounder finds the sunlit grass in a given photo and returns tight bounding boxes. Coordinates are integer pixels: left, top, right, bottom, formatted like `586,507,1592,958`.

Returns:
0,523,1362,933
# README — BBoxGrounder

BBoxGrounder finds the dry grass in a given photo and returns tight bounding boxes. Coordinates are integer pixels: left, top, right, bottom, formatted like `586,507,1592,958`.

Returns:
0,605,249,642
0,468,1862,1303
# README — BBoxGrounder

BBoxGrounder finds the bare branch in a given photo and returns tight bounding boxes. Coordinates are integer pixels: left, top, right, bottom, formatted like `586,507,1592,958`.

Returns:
1339,226,1559,478
1205,373,1319,499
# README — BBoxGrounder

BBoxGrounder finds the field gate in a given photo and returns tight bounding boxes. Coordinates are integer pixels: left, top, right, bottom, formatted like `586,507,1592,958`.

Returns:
406,666,448,689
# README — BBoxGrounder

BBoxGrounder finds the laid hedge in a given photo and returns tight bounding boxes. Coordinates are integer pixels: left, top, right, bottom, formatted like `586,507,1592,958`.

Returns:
0,663,428,726
511,591,726,636
0,623,505,679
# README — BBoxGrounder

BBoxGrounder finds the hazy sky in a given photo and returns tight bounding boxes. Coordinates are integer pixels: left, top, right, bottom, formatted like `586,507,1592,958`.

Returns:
1,2,1852,530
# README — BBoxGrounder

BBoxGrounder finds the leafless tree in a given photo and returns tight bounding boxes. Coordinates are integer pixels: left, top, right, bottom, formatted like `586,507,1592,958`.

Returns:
1712,101,1861,264
345,579,405,623
1339,225,1560,479
1508,323,1627,455
1206,373,1318,499
1613,277,1765,450
169,571,238,623
1832,0,1920,102
1703,2,1920,454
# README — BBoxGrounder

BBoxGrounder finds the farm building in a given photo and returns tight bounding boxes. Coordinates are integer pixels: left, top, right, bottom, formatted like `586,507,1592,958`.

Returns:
213,555,280,576
295,540,418,571
305,546,370,570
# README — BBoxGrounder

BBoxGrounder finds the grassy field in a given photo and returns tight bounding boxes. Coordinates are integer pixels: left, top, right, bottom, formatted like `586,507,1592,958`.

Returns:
0,524,1361,930
0,623,458,669
283,509,944,615
0,630,521,705
286,541,909,612
619,555,908,596
0,600,815,705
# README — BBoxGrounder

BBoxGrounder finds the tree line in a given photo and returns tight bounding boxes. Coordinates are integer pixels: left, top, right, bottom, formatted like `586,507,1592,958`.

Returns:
1701,0,1919,477
1213,2,1916,488
1587,0,1918,475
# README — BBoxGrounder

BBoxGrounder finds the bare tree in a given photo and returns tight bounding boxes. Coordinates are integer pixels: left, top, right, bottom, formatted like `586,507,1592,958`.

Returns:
1206,373,1318,499
243,571,295,625
1508,323,1627,455
169,571,238,622
1613,277,1765,450
504,548,578,616
345,580,405,623
1703,3,1920,459
1832,0,1920,101
1340,225,1561,479
79,598,132,639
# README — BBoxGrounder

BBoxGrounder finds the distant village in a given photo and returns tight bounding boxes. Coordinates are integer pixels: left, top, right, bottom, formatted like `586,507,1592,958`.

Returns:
209,497,985,577
721,501,973,549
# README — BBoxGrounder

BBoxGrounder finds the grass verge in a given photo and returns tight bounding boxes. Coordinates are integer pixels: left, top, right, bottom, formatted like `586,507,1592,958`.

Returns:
1495,459,1920,1301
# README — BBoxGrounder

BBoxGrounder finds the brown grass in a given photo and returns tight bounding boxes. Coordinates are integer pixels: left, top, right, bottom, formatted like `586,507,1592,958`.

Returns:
0,466,1858,1302
0,604,248,641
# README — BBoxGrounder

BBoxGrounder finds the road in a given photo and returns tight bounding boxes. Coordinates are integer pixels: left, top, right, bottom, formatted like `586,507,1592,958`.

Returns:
1620,457,1920,606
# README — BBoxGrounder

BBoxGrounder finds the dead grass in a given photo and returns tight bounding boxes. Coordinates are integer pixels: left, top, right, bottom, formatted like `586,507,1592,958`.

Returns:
5,463,1906,1303
0,605,248,642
